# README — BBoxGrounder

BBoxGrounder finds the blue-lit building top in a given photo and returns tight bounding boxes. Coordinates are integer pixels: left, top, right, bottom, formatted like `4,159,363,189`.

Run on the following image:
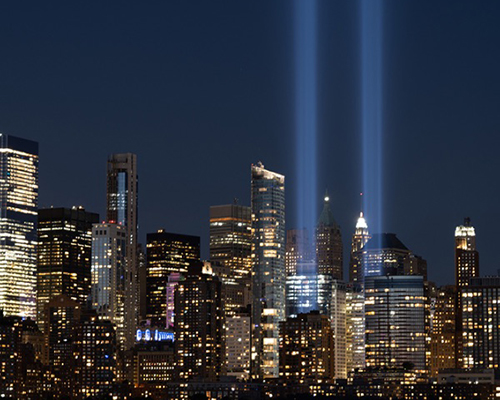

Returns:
362,233,411,279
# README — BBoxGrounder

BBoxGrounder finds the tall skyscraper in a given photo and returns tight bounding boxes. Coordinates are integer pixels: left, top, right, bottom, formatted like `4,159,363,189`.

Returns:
210,204,252,314
365,275,426,373
91,223,126,349
174,263,225,381
107,153,138,349
462,277,500,370
146,230,200,327
279,312,334,382
455,218,479,289
349,212,371,284
0,134,38,318
251,162,285,379
37,207,99,327
346,284,365,372
455,218,479,367
316,192,343,279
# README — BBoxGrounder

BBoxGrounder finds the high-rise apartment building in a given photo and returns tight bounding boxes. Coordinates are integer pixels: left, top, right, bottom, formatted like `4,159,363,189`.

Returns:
91,223,126,348
0,134,38,318
285,228,312,276
346,284,365,372
349,212,371,284
430,285,457,376
251,162,285,379
279,312,334,382
365,275,426,372
226,310,251,381
174,263,225,381
316,192,343,279
107,153,138,349
462,277,500,370
37,207,98,327
146,230,200,327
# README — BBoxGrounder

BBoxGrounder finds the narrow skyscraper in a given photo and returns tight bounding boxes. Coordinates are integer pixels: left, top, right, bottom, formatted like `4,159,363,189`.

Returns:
0,134,38,318
349,212,371,284
455,217,479,289
251,162,285,379
107,153,138,349
316,191,343,280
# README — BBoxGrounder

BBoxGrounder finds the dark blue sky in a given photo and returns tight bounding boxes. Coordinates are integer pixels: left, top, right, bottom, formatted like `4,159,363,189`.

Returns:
1,1,499,285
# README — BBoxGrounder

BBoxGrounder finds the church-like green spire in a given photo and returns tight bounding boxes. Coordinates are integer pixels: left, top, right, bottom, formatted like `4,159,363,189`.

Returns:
318,189,339,228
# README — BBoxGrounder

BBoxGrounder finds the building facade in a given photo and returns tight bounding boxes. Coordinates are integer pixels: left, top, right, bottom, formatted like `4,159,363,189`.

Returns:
107,153,138,349
91,223,126,348
226,311,251,381
37,207,98,328
361,233,412,278
251,162,285,379
285,228,312,276
0,134,38,318
174,263,225,381
365,275,426,373
146,230,200,327
346,284,365,372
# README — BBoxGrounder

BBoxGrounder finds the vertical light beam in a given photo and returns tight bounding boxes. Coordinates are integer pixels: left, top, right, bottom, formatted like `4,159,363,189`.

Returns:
361,0,383,236
295,0,318,313
295,0,317,261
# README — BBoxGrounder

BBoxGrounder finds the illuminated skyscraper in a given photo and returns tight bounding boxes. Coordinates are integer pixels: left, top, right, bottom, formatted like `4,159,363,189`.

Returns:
349,212,370,284
37,207,98,328
430,285,457,376
0,134,38,319
210,204,252,313
285,228,311,276
175,263,225,381
346,284,365,372
316,192,343,279
146,230,200,327
462,277,500,370
91,223,126,349
279,311,334,382
107,153,138,349
455,218,479,289
365,275,426,372
226,310,251,381
251,162,285,379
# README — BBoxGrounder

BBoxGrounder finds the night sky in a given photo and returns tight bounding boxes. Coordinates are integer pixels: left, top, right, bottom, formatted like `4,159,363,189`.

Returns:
1,1,500,285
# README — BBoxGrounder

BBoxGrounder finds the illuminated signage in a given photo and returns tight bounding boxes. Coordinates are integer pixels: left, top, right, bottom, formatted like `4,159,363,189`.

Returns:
136,328,174,342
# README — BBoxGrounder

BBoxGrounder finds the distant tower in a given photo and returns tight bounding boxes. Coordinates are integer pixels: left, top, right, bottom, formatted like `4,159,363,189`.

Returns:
316,191,343,280
349,212,371,284
455,217,479,289
251,162,285,379
37,207,99,329
361,233,412,278
107,153,138,350
0,134,38,318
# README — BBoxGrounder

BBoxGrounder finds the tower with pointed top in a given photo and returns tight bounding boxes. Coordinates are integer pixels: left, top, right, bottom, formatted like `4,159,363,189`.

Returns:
349,212,371,284
315,191,343,280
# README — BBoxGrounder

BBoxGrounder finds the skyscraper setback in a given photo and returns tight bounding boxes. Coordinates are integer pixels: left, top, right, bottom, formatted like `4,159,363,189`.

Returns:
0,134,38,318
251,162,285,379
107,153,138,349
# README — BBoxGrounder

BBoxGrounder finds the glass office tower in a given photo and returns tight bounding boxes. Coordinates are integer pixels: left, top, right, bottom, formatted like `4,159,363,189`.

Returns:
0,134,38,318
251,162,285,379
